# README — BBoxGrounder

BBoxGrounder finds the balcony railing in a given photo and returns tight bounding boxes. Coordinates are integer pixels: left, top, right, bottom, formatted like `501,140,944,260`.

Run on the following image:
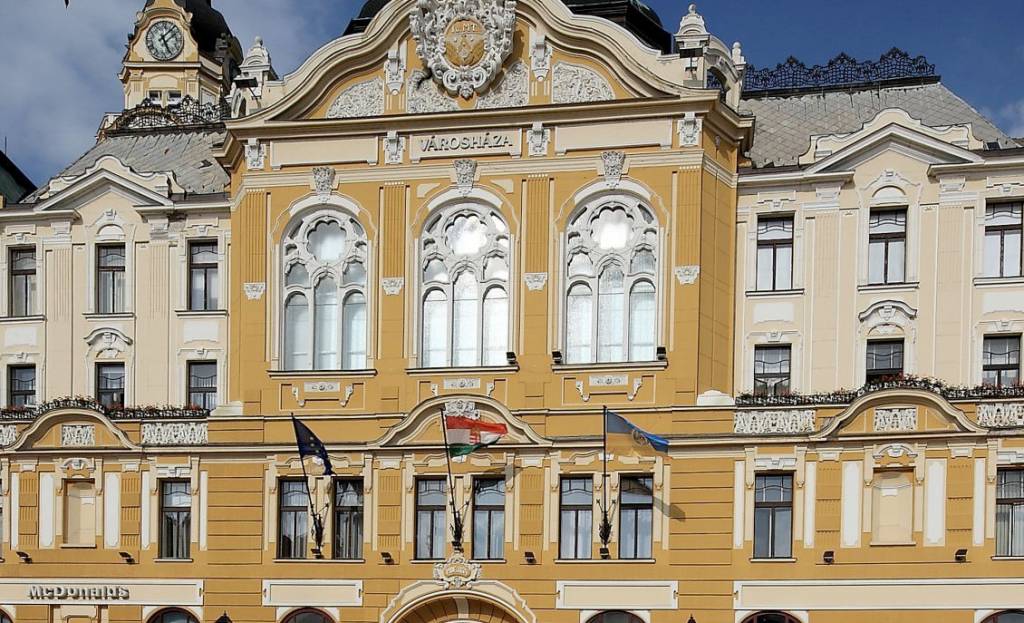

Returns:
736,375,1024,407
0,396,209,421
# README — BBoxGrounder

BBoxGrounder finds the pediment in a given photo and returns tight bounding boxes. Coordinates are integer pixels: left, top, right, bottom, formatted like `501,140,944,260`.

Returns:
234,0,694,125
816,388,984,438
32,156,178,213
9,408,140,453
373,395,551,450
805,116,984,175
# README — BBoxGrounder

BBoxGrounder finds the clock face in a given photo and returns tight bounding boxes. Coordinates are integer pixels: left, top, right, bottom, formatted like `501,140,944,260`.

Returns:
145,21,183,61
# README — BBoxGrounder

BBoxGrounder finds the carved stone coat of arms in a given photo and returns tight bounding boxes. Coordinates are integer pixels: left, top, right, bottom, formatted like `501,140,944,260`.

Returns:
410,0,517,98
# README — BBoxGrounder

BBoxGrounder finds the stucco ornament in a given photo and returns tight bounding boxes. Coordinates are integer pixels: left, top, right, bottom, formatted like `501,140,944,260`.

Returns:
674,265,700,284
602,151,625,186
433,551,482,588
734,410,815,435
0,424,15,447
454,159,477,194
245,139,266,170
978,402,1024,428
873,407,917,432
243,282,266,300
62,425,96,447
524,272,547,291
381,277,405,296
312,166,336,198
327,77,385,119
551,62,614,104
141,422,209,446
410,0,517,98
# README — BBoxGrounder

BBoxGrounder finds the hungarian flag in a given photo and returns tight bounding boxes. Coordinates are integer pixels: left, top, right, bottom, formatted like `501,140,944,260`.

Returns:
445,416,507,457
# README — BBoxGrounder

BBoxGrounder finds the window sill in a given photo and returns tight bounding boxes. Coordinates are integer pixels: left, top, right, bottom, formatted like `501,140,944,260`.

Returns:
0,314,44,324
749,557,796,563
83,312,134,320
272,558,366,563
975,276,1024,288
410,558,444,563
175,309,228,317
857,282,919,293
154,557,193,563
868,541,916,547
406,365,519,375
992,555,1024,560
552,360,668,373
745,289,805,298
554,558,657,563
60,544,97,549
268,369,378,379
470,558,506,564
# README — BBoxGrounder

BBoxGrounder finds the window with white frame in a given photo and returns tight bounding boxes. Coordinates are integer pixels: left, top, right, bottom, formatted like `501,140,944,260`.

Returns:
282,213,368,371
868,209,906,285
984,203,1023,278
755,217,793,291
420,204,510,368
96,244,127,314
8,247,36,317
997,469,1024,557
564,199,658,364
983,335,1021,388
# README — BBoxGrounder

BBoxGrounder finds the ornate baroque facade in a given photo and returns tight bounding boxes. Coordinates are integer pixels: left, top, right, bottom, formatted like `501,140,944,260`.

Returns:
1,1,1024,623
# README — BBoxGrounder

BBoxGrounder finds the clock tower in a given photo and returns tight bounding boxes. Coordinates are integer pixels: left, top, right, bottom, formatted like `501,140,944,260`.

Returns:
119,0,242,109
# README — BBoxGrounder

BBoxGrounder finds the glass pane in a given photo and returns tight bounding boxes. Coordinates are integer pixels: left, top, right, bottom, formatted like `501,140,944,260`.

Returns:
775,244,793,290
576,508,592,558
431,509,446,558
620,508,636,557
190,243,218,264
308,221,347,263
773,507,792,558
314,278,339,369
985,231,1003,277
281,481,308,506
285,294,309,370
452,272,480,366
11,249,35,271
422,290,448,367
569,252,595,276
987,204,1023,226
99,246,125,267
473,509,489,558
342,292,366,370
561,478,593,505
888,239,905,282
446,214,488,256
621,476,653,504
417,480,447,505
474,479,505,506
423,258,449,283
630,250,656,274
484,256,509,281
343,261,366,286
286,263,309,287
628,281,656,361
870,210,906,234
597,266,625,362
490,509,504,558
482,287,508,366
591,207,632,250
1005,231,1022,278
636,507,652,558
756,246,774,291
566,284,593,363
757,217,793,241
868,241,885,284
753,507,771,558
997,503,1011,556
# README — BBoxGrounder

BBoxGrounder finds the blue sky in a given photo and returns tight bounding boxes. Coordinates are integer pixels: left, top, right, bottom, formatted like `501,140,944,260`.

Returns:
0,0,1022,187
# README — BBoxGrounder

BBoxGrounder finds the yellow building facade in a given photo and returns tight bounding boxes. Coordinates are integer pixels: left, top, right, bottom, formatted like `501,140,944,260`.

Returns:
2,1,1024,623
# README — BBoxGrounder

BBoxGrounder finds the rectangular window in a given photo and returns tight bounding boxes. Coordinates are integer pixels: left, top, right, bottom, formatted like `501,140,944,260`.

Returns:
472,478,505,560
333,479,363,560
95,363,125,409
278,479,308,559
187,361,217,410
983,335,1021,388
147,90,162,103
9,247,36,317
753,345,791,397
755,217,794,291
866,339,904,383
559,476,593,560
619,475,653,559
159,480,191,559
997,469,1024,557
64,480,96,546
8,365,35,408
96,244,126,314
868,209,907,284
753,474,792,559
188,241,218,311
870,471,913,544
416,478,447,560
167,91,182,106
984,203,1023,278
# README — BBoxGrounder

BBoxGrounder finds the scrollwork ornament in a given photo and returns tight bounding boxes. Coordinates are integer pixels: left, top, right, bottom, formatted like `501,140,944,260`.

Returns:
312,166,336,198
409,0,517,99
0,424,15,447
602,151,625,186
382,277,405,296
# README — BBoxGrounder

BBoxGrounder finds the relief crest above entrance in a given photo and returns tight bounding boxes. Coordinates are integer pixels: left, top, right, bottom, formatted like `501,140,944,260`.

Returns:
410,0,517,98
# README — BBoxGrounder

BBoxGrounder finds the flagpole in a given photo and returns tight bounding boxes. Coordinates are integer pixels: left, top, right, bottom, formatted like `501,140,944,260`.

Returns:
439,411,464,553
293,414,325,558
599,405,611,550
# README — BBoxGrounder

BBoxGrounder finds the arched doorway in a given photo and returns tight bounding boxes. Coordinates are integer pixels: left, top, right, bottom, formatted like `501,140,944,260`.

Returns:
1,609,12,623
394,595,523,623
586,613,644,623
282,609,332,623
983,612,1024,623
148,610,199,623
742,613,800,623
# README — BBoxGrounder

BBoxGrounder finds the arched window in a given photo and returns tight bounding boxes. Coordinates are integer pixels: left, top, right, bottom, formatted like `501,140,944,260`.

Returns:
148,610,199,623
565,198,658,363
741,612,801,623
983,612,1024,623
585,612,644,623
420,204,510,367
282,609,331,623
1,611,12,623
282,213,368,370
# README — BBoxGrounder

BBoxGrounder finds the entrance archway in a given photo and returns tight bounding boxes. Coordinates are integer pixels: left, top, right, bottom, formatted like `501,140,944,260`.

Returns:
982,612,1024,623
742,613,800,623
393,594,524,623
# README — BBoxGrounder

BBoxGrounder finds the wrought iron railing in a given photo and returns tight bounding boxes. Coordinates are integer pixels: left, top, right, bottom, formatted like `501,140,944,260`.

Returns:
0,396,209,421
741,47,936,96
736,375,1024,407
101,95,230,137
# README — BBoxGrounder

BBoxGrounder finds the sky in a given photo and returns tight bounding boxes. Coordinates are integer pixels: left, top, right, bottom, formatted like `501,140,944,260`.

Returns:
0,0,1022,187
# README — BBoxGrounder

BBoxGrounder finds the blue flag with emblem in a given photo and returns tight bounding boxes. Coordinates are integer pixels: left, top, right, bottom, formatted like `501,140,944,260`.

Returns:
291,415,334,475
604,409,669,455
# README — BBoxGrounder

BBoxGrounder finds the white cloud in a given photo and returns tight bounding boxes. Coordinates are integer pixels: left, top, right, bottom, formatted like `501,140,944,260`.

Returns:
0,0,358,187
994,100,1024,138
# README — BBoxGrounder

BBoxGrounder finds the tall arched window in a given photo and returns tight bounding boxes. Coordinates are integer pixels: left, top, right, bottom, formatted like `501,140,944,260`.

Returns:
585,612,644,623
565,198,658,364
420,204,510,367
741,612,801,623
148,610,199,623
282,212,368,370
983,612,1024,623
282,609,331,623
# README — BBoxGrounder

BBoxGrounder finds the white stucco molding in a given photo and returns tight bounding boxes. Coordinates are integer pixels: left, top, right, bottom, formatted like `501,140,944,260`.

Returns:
814,388,984,438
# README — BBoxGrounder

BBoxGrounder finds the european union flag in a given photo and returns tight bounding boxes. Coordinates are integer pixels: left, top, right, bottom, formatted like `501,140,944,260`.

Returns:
604,410,669,455
291,416,334,475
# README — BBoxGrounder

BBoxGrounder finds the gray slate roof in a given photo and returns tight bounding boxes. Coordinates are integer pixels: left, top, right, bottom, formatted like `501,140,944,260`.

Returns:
24,130,228,203
739,82,1019,169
